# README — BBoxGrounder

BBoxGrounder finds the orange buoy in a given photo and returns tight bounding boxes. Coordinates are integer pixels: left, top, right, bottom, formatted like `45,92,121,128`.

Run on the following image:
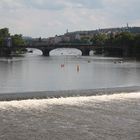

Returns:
77,65,80,72
61,64,65,68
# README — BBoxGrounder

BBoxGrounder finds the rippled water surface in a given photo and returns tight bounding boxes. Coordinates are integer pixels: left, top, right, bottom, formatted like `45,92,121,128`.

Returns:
0,93,140,140
0,48,140,93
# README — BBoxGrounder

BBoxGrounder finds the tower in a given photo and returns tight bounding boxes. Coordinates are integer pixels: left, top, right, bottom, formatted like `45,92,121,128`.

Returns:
66,29,68,34
126,23,129,29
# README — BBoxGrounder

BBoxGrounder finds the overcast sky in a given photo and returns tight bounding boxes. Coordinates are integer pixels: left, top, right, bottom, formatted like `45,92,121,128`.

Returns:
0,0,140,37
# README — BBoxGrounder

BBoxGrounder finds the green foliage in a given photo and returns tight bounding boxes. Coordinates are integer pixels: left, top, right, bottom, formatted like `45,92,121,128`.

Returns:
113,32,134,46
11,34,25,47
0,28,25,47
0,37,4,46
134,34,140,47
0,28,10,38
0,28,10,47
90,32,137,47
90,33,107,46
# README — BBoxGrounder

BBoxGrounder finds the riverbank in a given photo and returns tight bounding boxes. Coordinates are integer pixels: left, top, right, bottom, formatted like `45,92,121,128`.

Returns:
0,92,140,140
0,86,140,101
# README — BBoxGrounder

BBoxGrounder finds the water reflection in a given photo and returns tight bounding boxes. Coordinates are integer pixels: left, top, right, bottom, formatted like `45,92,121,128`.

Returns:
0,48,140,93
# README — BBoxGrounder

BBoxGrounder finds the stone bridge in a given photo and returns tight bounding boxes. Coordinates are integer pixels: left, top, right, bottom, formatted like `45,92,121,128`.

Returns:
27,44,95,56
25,43,130,57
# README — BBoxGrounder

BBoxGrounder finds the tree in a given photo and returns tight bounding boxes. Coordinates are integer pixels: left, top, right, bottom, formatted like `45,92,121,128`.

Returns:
134,34,140,47
0,28,10,47
113,32,134,47
0,28,10,37
133,34,140,57
11,34,25,47
90,33,107,46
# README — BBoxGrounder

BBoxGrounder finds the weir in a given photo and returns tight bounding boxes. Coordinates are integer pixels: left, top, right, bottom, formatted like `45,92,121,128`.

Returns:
0,86,140,101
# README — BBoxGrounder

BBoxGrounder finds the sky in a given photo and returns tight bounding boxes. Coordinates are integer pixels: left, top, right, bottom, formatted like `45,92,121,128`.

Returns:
0,0,140,38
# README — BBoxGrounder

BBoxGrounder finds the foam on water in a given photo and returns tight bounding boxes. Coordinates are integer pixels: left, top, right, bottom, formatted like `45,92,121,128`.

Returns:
0,92,140,140
0,92,140,109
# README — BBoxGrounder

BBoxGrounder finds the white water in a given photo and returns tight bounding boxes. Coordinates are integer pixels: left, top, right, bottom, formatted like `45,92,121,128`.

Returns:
0,92,140,140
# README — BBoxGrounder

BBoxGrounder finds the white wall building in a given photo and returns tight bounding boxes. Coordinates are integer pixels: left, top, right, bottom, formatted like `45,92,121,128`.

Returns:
75,33,81,40
54,35,62,44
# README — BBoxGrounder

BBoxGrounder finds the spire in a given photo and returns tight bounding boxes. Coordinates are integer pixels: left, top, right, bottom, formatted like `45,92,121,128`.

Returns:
127,23,129,29
66,29,68,34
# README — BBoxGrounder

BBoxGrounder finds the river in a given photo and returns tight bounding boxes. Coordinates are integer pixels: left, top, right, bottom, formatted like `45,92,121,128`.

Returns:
0,48,140,94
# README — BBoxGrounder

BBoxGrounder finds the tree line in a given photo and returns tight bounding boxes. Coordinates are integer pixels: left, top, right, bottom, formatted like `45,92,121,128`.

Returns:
0,28,26,56
80,31,140,57
90,32,140,48
0,28,25,47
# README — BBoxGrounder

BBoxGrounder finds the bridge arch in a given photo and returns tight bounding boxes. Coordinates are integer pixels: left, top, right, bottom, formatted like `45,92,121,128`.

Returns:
42,47,92,56
26,48,43,55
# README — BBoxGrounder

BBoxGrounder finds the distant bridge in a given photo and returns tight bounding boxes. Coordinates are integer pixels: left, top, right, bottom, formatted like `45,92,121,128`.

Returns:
17,43,130,56
27,43,95,56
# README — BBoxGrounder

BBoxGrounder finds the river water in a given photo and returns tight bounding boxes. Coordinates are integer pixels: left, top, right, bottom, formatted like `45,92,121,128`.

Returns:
0,48,140,94
0,93,140,140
